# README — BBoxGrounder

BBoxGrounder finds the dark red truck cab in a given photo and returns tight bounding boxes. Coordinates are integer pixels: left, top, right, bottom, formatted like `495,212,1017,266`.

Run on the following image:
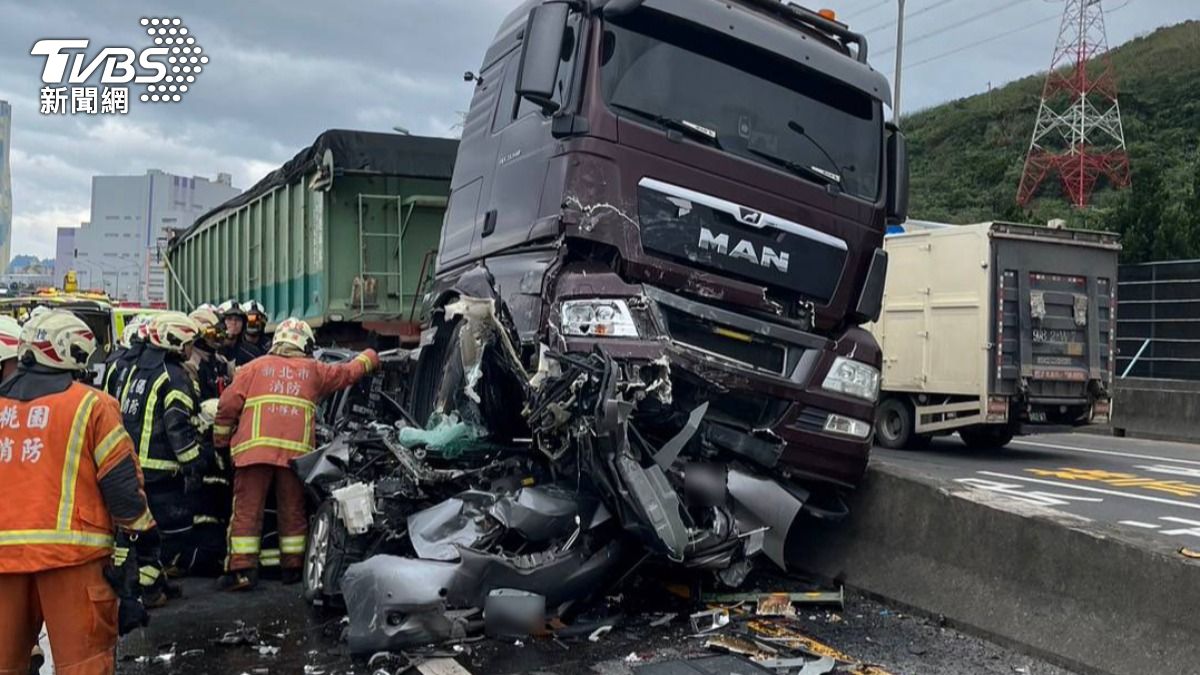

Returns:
417,0,908,490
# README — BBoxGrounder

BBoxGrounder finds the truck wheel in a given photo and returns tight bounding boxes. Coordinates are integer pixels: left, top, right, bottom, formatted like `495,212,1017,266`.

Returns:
876,397,927,449
959,426,1014,450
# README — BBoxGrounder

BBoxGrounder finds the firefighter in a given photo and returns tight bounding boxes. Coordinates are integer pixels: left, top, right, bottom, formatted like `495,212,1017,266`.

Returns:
242,300,271,353
173,306,235,576
0,316,22,381
103,316,150,399
0,310,155,675
215,318,378,590
187,306,234,400
217,300,265,366
120,312,204,601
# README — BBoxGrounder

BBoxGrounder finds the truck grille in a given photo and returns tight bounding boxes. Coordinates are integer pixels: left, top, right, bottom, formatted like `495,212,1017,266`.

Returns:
660,305,787,374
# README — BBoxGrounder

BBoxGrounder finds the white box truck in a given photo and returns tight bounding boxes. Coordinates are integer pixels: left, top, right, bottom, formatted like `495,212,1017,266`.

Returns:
871,221,1119,449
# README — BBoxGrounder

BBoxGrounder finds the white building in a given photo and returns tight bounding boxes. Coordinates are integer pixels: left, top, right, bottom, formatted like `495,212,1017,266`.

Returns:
72,169,238,304
0,100,12,271
55,225,76,289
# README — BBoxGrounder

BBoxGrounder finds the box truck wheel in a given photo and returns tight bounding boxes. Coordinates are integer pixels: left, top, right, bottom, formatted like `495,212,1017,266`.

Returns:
876,397,928,449
959,425,1015,450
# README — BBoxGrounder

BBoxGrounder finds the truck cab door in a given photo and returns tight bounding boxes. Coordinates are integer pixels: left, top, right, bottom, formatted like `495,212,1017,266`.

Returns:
473,10,582,259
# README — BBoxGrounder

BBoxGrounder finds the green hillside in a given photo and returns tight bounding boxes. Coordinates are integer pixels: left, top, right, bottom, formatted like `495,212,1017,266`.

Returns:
903,20,1200,263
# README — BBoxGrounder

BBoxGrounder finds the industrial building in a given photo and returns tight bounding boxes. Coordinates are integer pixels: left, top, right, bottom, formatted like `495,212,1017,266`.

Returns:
68,169,239,304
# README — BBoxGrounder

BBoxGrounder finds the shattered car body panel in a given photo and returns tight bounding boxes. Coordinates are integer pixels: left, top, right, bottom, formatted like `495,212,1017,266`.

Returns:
312,0,904,654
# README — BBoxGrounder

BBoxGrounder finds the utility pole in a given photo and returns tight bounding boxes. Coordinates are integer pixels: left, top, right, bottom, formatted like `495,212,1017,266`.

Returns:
892,0,906,122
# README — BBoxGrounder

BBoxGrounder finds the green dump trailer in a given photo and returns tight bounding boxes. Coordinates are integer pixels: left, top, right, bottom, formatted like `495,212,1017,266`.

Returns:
166,130,458,343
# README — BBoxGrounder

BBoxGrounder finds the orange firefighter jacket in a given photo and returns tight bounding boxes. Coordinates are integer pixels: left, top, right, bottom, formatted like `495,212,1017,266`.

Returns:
213,350,379,468
0,382,154,573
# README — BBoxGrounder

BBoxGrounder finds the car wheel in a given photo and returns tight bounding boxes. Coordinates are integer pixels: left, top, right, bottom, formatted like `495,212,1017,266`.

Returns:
303,501,338,605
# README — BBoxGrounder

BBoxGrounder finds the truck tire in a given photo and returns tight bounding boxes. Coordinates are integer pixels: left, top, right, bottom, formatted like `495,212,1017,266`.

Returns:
876,397,928,450
959,426,1015,450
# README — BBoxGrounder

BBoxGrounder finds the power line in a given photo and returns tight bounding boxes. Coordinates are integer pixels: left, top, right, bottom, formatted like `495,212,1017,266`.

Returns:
900,0,1134,71
861,0,955,36
874,0,1034,57
902,14,1057,70
844,0,892,21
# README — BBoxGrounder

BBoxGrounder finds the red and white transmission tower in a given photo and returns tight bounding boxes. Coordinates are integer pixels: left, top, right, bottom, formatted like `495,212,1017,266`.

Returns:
1016,0,1129,209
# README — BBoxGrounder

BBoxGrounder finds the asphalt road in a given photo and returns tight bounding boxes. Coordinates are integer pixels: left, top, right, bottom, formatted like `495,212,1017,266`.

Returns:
106,575,1078,675
875,430,1200,546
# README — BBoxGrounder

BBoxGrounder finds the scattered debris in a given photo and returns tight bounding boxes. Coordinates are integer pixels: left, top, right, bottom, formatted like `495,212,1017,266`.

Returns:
1180,547,1200,559
649,612,678,627
415,658,474,675
256,645,280,657
635,655,776,674
756,594,798,618
689,608,731,633
588,625,613,642
703,634,777,660
703,589,846,610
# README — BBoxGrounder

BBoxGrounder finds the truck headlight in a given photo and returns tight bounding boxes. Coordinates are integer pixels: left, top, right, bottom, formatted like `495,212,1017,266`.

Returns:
822,357,880,402
560,299,639,338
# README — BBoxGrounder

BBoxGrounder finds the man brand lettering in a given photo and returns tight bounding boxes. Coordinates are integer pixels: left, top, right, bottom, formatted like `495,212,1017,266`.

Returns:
698,227,790,273
31,41,168,85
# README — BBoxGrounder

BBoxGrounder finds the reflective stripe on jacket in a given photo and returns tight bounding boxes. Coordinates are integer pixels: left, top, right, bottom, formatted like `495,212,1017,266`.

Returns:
121,352,200,477
0,383,151,573
214,350,379,468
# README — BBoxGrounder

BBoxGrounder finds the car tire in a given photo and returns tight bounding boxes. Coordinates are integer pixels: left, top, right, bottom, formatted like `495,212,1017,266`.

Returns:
959,426,1015,450
876,397,929,450
303,500,344,606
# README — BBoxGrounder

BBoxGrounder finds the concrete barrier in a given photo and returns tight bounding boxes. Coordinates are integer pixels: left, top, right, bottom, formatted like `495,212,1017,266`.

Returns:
1112,377,1200,443
788,461,1200,675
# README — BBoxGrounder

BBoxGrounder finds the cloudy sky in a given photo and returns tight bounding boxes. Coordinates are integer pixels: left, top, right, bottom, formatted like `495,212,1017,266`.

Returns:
0,0,1194,259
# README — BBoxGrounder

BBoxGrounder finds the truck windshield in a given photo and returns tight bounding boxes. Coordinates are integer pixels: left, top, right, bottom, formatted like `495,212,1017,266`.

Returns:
601,12,882,201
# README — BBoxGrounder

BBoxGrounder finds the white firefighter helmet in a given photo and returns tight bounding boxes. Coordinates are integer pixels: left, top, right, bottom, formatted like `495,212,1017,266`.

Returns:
218,299,246,319
273,317,316,354
18,310,97,371
148,312,200,354
0,316,22,362
120,316,145,349
188,306,221,331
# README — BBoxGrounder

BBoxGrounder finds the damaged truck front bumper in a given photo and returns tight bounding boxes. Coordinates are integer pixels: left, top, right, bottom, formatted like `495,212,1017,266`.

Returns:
555,274,880,489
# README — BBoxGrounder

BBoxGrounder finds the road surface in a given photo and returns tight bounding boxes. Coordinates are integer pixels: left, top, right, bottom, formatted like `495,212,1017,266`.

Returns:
876,430,1200,547
109,576,1078,675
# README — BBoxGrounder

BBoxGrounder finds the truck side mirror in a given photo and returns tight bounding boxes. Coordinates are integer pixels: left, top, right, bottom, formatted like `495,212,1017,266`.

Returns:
886,126,909,225
516,1,571,114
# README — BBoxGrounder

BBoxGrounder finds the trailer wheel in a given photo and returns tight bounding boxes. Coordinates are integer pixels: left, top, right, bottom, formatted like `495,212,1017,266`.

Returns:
959,426,1015,450
876,397,927,450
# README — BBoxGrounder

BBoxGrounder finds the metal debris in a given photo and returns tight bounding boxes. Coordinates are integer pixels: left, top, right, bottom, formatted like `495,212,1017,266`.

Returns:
689,608,731,633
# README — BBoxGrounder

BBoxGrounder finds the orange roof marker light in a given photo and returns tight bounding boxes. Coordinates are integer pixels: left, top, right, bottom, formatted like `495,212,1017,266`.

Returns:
817,8,837,21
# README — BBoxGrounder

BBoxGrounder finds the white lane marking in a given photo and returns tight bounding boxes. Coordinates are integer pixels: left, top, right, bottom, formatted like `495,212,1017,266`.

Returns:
1010,439,1200,467
955,477,1103,508
976,471,1200,511
1118,520,1161,529
1135,464,1200,479
1158,517,1200,537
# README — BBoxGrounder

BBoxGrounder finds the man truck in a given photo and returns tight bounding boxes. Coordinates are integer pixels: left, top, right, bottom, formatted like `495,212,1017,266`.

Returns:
409,0,908,490
871,221,1119,450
